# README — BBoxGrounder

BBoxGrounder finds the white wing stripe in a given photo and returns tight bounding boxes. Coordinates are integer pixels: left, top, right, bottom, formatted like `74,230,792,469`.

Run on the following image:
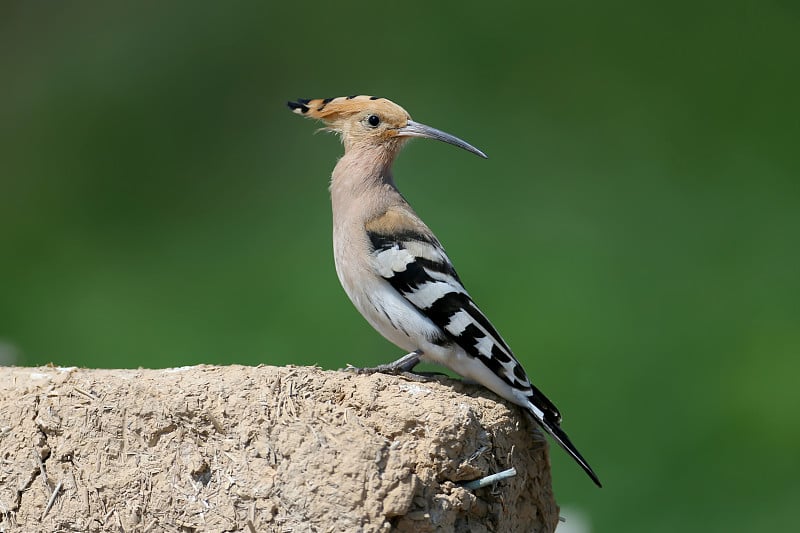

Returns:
444,309,473,337
404,240,450,265
373,246,415,277
405,281,465,309
474,335,495,358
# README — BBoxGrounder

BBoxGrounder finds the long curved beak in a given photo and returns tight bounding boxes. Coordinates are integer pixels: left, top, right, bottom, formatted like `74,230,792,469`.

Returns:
396,120,488,159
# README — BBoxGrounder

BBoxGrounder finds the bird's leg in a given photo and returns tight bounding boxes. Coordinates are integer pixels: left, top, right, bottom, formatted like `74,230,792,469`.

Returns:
346,351,449,382
346,351,421,374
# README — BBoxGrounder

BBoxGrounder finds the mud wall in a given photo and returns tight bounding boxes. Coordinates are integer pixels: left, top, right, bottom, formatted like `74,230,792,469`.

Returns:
0,365,558,532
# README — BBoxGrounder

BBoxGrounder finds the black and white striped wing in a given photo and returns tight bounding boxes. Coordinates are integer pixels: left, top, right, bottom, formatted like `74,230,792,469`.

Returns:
366,228,562,420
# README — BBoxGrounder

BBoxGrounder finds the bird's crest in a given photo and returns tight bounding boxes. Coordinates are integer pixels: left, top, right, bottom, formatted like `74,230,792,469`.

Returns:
287,95,412,134
288,95,408,120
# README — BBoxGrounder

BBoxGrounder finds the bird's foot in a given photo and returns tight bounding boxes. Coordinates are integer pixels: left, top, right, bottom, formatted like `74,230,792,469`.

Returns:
344,352,450,382
345,350,421,375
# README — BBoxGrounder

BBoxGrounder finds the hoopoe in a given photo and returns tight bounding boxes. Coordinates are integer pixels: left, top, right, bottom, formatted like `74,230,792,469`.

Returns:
288,95,601,487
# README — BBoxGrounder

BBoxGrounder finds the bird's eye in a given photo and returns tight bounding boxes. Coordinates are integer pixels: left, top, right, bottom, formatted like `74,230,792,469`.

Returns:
367,114,381,127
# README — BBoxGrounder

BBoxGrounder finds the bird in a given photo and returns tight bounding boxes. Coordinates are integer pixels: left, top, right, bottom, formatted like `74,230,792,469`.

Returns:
287,95,601,487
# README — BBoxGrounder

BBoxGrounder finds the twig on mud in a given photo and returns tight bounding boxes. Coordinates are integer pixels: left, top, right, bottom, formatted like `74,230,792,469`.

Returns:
40,478,63,520
461,467,517,490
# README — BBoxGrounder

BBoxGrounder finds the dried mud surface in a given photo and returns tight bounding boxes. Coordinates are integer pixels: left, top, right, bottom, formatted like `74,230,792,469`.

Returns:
0,365,558,532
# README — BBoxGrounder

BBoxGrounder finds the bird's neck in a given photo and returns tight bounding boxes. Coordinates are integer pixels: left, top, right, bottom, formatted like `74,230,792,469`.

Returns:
330,146,406,220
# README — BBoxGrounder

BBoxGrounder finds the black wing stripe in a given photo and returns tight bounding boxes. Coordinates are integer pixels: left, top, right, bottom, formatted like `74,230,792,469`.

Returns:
454,322,519,388
369,230,440,254
527,383,562,424
387,254,436,295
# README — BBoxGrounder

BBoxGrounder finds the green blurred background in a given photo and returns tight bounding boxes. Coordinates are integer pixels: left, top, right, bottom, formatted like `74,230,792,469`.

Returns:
1,1,798,530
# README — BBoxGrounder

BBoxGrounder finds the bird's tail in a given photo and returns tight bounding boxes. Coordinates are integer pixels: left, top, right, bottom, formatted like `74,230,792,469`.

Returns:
526,393,602,488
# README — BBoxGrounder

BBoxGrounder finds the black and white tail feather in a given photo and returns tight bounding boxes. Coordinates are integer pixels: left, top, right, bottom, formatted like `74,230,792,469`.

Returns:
367,226,602,488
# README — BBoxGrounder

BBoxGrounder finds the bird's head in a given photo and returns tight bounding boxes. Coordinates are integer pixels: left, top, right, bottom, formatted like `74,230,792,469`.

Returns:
288,95,486,159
